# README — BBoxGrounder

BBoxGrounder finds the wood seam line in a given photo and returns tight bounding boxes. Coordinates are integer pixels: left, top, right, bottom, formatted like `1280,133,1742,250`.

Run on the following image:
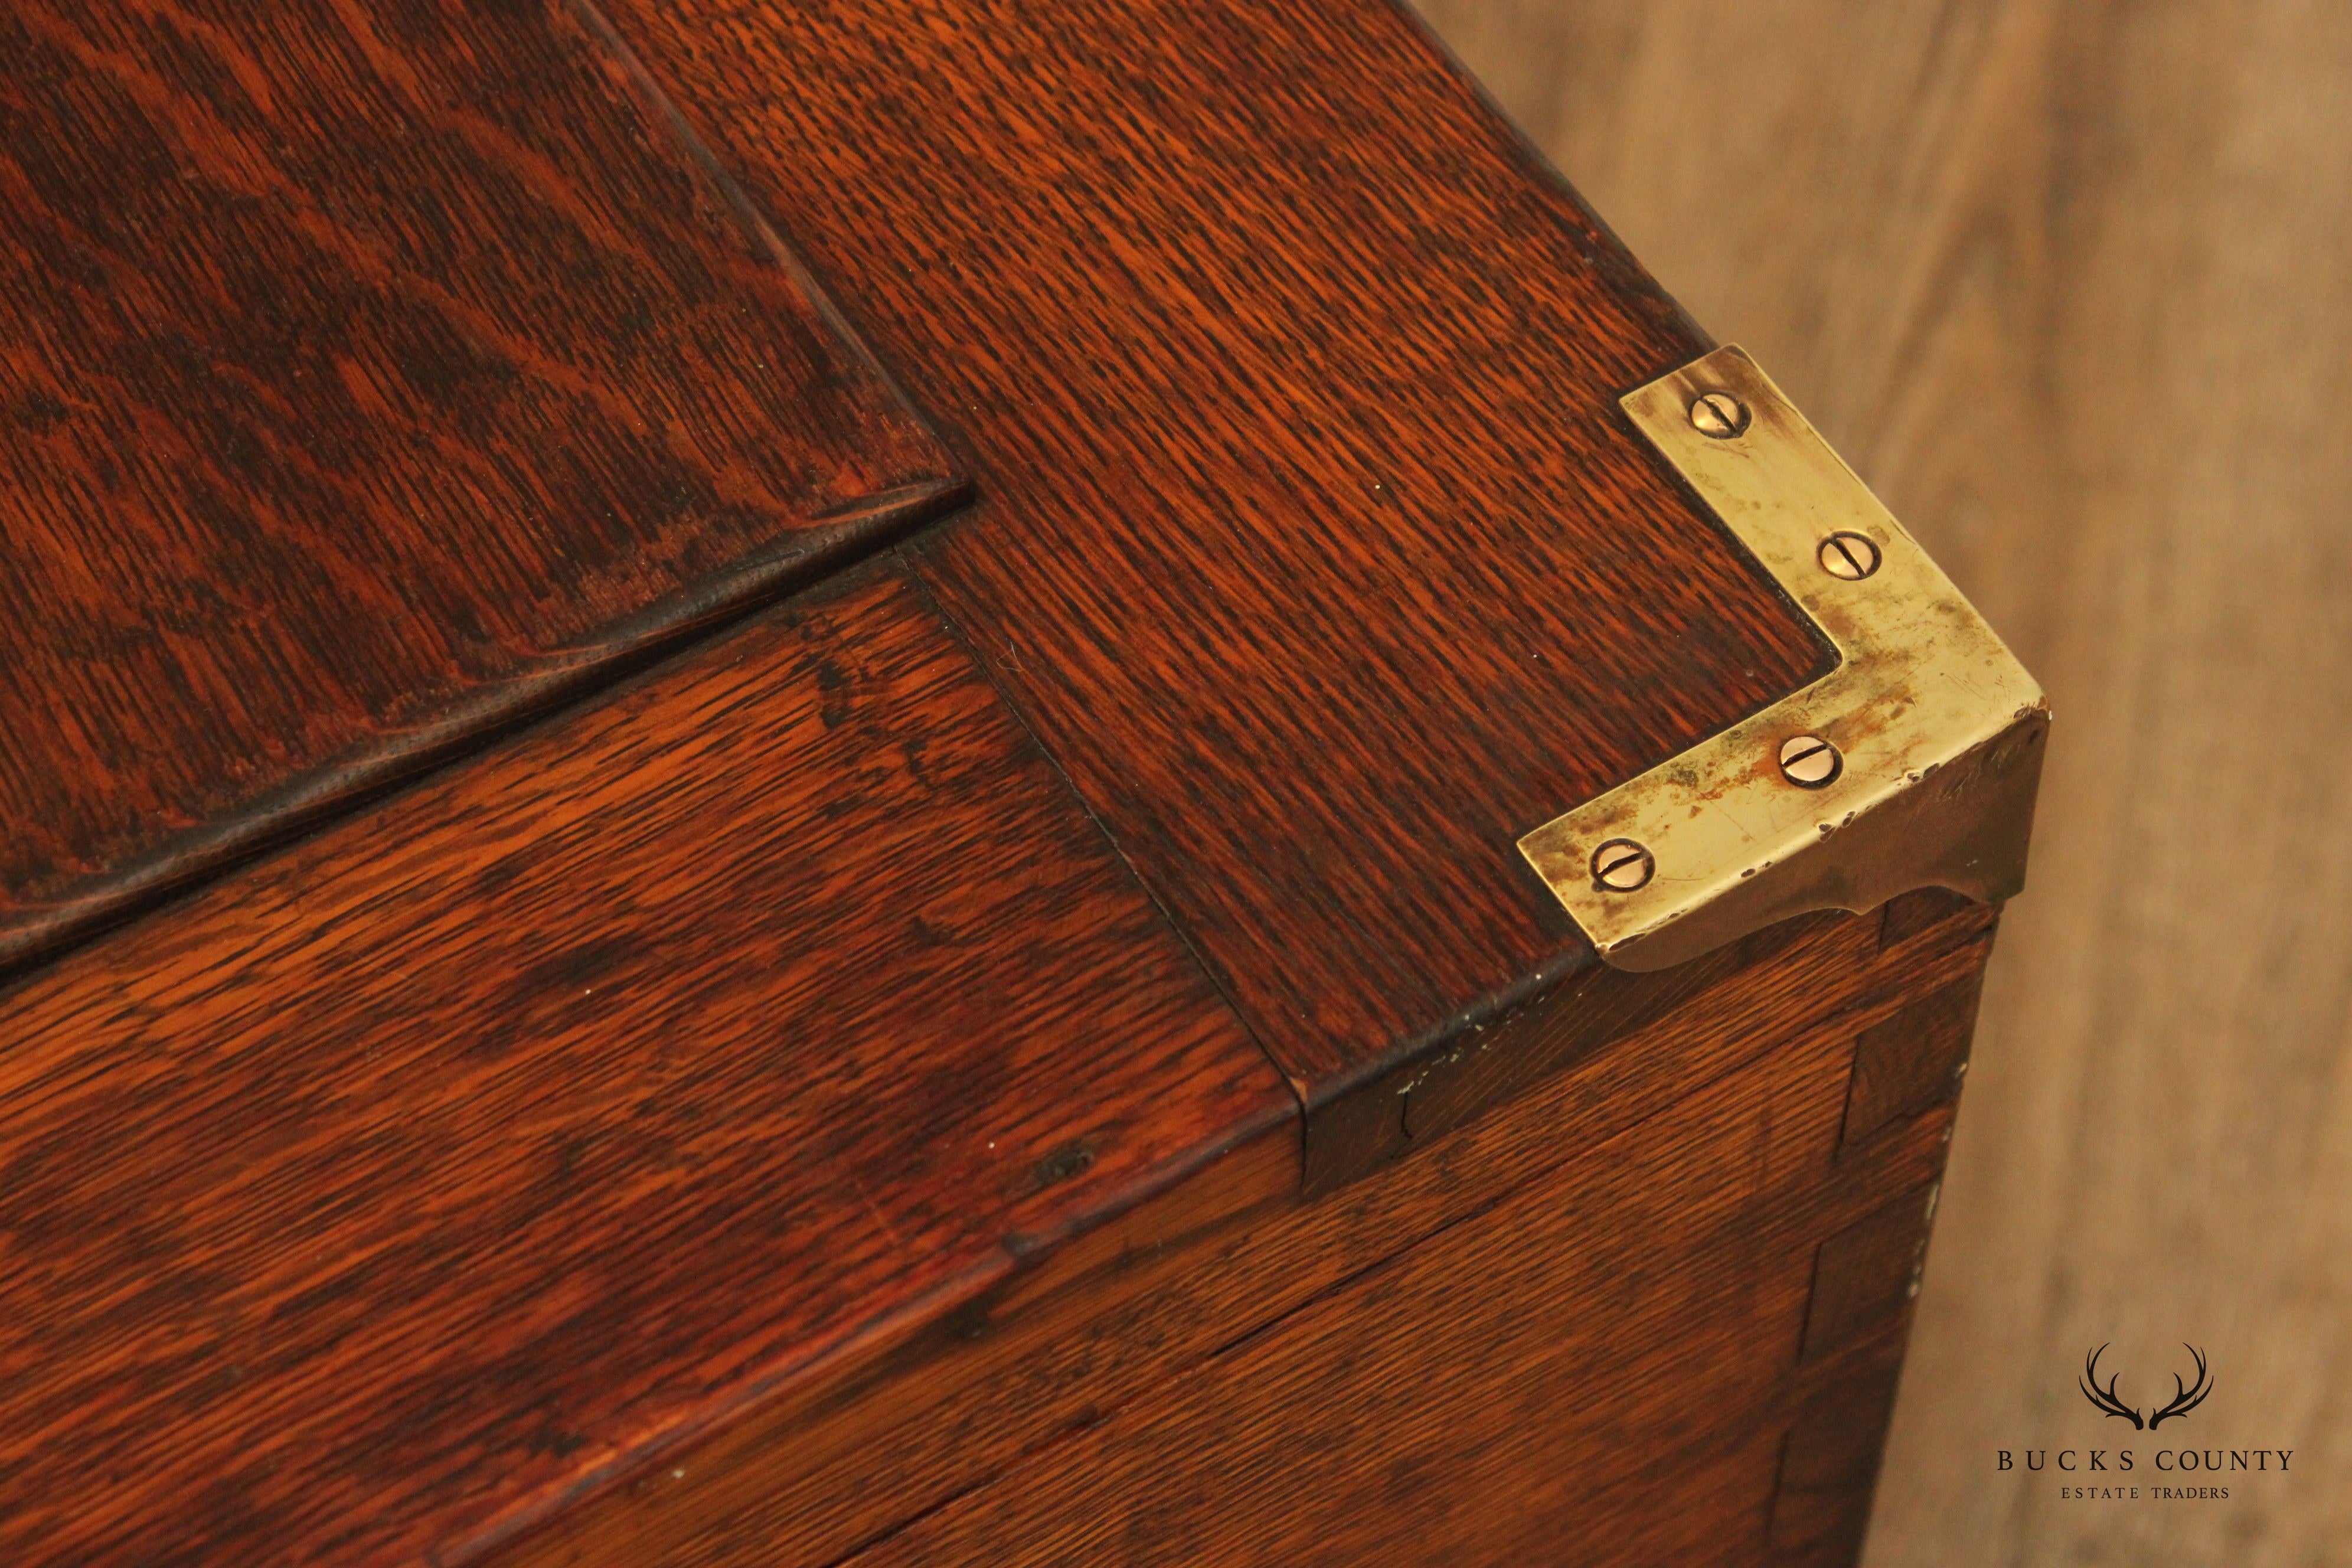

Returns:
562,0,941,423
893,553,1315,1146
0,484,967,992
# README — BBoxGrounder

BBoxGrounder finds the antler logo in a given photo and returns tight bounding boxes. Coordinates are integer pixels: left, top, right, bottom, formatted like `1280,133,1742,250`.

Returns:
2079,1343,2213,1430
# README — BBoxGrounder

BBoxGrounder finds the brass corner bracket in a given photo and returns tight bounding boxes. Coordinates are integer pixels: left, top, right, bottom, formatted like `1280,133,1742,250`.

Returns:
1519,346,2048,972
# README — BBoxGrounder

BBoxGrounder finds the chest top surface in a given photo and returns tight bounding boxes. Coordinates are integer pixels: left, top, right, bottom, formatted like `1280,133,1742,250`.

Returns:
0,0,961,967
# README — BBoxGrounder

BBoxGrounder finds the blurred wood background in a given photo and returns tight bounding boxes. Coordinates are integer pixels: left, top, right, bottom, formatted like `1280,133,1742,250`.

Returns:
1413,1,2352,1562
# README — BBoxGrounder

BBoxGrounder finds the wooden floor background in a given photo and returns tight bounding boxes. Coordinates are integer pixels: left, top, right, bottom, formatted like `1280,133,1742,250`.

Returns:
1413,2,2352,1562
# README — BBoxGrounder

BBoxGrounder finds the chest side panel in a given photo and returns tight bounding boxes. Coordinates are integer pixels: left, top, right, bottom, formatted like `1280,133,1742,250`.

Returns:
822,907,1994,1568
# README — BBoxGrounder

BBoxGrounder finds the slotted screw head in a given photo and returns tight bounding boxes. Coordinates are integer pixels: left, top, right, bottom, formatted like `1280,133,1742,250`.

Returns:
1688,391,1750,439
1590,838,1654,892
1819,531,1882,580
1778,734,1842,788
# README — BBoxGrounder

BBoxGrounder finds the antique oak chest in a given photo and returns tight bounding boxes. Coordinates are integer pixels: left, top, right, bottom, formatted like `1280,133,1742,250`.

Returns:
0,2,2045,1565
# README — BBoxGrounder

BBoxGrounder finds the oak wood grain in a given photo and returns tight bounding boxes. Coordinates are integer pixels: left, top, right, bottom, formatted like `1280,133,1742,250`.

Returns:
599,0,1835,1119
828,939,1974,1568
1841,972,1982,1151
1414,1,2352,1560
493,899,1997,1568
0,0,960,968
0,566,1286,1568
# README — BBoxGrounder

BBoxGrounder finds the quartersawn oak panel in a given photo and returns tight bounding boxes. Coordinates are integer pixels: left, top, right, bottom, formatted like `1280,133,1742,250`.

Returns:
0,0,961,967
829,961,1968,1568
605,0,1835,1105
0,567,1287,1568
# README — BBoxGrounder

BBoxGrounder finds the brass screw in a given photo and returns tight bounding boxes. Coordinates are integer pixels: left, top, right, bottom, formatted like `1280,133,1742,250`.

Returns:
1778,734,1842,788
1689,391,1750,439
1819,531,1882,580
1591,838,1655,892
